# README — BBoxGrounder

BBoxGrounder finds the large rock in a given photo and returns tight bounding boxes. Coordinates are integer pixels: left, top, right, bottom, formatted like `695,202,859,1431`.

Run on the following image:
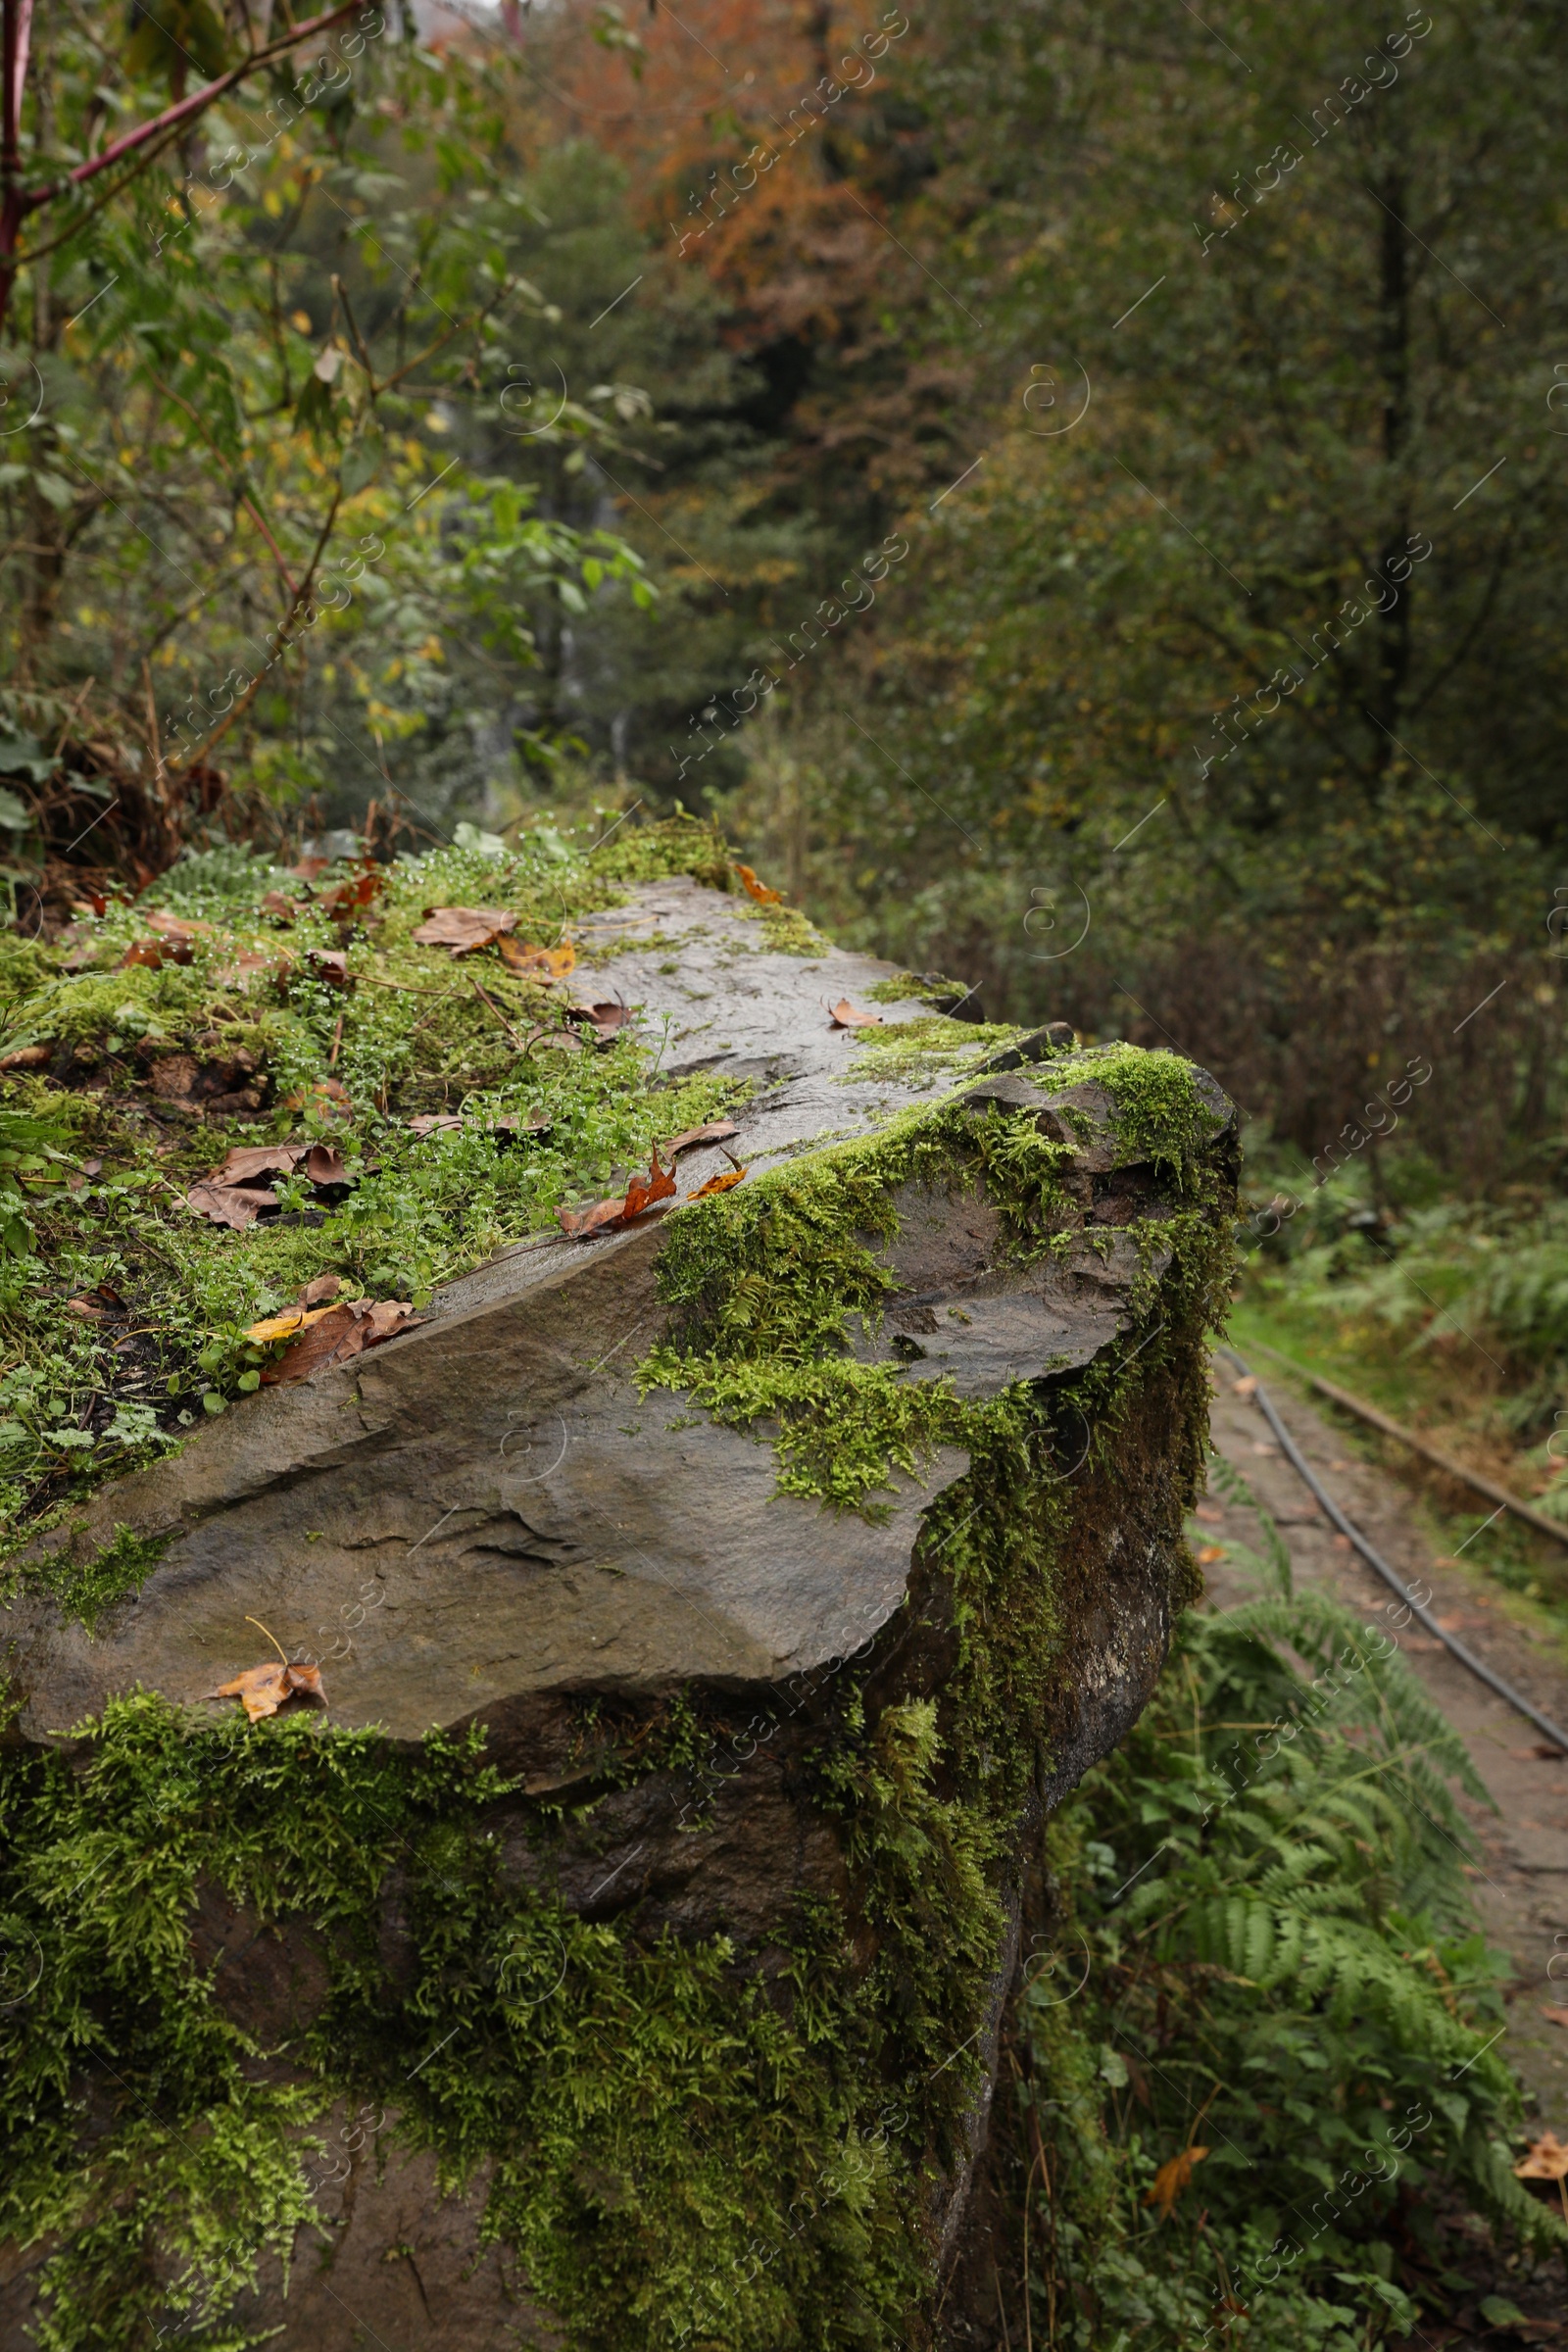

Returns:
0,873,1237,2352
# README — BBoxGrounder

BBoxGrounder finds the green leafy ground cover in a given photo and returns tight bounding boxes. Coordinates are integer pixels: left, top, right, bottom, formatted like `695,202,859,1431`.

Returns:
0,815,756,1554
1233,1146,1568,1655
1011,1473,1567,2351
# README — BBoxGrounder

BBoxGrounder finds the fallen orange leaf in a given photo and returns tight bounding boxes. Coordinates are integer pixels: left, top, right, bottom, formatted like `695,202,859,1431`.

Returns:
1515,2131,1568,2180
209,1659,326,1723
692,1168,747,1199
828,999,882,1029
497,935,575,978
558,1148,677,1239
736,862,782,905
1197,1544,1226,1565
412,906,518,955
261,1298,420,1383
244,1301,345,1346
1144,2145,1209,2220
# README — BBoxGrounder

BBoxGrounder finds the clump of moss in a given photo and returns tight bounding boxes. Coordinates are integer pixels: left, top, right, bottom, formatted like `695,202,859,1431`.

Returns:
836,1016,1019,1088
727,897,830,956
21,1520,174,1632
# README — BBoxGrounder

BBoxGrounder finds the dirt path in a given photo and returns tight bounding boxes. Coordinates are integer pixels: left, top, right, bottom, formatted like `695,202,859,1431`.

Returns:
1200,1357,1568,2133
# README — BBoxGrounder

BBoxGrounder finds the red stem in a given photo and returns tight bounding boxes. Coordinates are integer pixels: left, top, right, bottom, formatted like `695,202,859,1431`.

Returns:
0,0,363,338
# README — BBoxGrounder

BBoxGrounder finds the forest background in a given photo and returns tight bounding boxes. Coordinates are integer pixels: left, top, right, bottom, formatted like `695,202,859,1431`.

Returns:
5,0,1568,1456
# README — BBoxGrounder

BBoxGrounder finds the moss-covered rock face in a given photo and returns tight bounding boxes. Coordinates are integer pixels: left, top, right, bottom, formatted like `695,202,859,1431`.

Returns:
0,824,1237,2351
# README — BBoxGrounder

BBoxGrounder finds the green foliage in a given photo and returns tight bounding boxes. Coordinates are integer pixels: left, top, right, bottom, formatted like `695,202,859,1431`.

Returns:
0,821,739,1545
1014,1471,1563,2349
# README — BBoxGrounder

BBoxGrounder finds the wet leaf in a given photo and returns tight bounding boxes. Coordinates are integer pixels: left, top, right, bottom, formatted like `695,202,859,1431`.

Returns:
557,1147,677,1239
215,950,281,988
317,868,381,917
1514,2132,1568,2180
412,906,519,955
244,1301,344,1346
736,862,782,905
497,935,575,978
185,1180,278,1230
566,999,633,1042
1144,2144,1208,2219
828,999,883,1028
261,1298,420,1382
301,948,353,989
663,1120,739,1154
691,1167,747,1199
209,1658,326,1723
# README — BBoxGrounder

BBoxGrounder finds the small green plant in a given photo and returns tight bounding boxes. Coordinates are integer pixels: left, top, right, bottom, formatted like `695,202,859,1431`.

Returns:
1006,1468,1564,2348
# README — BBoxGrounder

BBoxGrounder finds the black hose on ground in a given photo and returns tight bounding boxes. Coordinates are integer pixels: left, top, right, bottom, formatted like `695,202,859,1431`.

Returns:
1214,1346,1568,1758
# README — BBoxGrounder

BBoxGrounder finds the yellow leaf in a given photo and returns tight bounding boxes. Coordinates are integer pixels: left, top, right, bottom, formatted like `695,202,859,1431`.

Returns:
243,1303,342,1346
1144,2145,1209,2220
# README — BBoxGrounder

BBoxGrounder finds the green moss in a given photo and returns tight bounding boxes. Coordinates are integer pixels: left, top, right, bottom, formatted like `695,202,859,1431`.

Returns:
862,971,972,1008
20,1521,175,1632
1046,1041,1225,1180
835,1016,1019,1088
737,899,831,956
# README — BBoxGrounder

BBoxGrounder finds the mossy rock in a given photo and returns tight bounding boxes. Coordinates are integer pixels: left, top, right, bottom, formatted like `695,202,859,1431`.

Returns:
0,867,1237,2351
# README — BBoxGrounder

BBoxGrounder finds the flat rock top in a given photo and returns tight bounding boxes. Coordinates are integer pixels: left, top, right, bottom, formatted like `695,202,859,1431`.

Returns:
5,876,1224,1747
434,875,987,1320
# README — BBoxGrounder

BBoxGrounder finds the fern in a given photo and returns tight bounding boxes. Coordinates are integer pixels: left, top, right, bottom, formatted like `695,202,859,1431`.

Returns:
1017,1570,1562,2352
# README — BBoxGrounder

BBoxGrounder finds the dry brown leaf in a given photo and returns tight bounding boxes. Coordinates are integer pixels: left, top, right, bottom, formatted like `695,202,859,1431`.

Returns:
260,890,298,922
566,999,632,1041
1144,2145,1209,2220
1515,2131,1568,2180
736,862,782,905
209,1659,326,1723
558,1149,677,1240
289,857,331,880
412,906,518,955
207,1143,301,1186
216,950,282,989
496,935,575,978
185,1181,279,1230
144,909,215,943
1543,2007,1568,2031
261,1297,420,1383
663,1120,740,1155
304,1143,348,1185
297,1273,343,1307
828,999,883,1029
692,1168,747,1199
301,947,353,989
0,1043,50,1070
